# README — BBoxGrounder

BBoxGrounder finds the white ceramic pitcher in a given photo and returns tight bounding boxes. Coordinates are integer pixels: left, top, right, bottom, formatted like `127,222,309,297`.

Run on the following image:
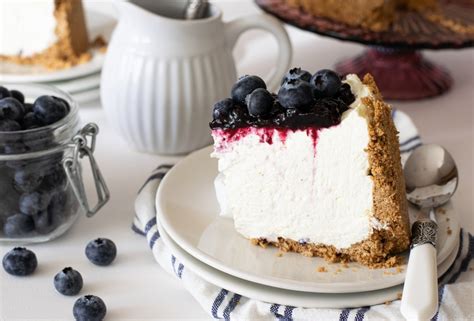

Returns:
101,1,292,155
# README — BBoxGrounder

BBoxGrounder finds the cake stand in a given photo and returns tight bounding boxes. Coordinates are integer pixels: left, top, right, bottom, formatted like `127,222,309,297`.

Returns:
255,0,474,100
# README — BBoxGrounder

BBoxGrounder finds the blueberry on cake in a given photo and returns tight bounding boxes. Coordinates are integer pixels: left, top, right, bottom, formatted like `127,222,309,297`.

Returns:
0,0,91,69
210,68,411,267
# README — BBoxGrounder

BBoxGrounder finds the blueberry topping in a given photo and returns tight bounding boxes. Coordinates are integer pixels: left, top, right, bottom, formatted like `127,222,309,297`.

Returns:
278,79,314,111
85,238,117,266
0,97,25,121
310,69,342,98
3,214,35,237
281,67,312,85
246,88,274,117
33,95,68,125
54,267,83,296
0,119,21,132
19,191,52,216
338,83,355,106
2,247,37,276
10,90,25,104
0,86,11,100
231,75,266,104
209,67,355,130
73,295,107,321
212,98,234,120
14,169,43,193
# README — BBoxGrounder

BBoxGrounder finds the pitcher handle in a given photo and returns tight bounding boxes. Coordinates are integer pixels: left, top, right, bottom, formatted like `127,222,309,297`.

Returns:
225,13,292,92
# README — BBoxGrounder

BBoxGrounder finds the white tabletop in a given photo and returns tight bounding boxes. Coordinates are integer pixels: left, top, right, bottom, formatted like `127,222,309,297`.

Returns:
1,1,473,320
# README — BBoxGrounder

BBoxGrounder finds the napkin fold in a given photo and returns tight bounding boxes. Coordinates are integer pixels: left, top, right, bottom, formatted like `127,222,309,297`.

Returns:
133,110,473,321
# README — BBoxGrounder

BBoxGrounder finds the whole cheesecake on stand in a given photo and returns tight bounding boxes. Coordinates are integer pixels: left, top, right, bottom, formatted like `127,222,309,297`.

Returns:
0,0,90,69
210,68,411,267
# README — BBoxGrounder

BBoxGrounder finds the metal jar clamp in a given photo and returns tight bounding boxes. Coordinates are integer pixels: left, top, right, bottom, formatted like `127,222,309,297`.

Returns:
63,123,110,217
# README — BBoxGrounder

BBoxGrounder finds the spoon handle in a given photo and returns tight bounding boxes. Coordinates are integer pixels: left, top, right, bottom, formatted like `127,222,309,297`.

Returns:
401,220,439,321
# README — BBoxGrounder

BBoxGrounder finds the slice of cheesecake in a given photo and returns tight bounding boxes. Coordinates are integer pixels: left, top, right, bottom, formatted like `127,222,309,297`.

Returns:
210,69,411,267
0,0,90,70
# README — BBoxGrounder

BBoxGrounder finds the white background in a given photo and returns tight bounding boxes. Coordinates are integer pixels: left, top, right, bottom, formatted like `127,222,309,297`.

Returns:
0,0,473,320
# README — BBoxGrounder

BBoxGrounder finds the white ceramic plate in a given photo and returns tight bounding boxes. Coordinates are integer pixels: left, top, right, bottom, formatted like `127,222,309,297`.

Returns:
49,72,100,94
159,222,459,308
156,146,460,294
0,9,115,83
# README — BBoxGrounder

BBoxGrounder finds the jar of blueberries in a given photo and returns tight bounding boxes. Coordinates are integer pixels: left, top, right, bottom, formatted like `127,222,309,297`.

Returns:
0,84,109,244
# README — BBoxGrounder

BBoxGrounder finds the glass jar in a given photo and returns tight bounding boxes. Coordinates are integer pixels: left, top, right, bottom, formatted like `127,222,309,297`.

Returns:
0,83,109,244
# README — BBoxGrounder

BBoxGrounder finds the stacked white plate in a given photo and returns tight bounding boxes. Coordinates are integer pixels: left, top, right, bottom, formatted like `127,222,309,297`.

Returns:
155,146,462,308
0,6,116,105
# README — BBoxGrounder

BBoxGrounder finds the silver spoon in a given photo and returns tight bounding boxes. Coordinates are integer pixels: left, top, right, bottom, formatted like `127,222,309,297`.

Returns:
401,144,458,321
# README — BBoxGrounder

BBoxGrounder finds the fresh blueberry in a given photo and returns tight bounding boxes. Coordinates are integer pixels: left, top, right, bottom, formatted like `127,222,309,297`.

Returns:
48,191,68,221
41,165,68,193
19,191,52,216
231,75,266,105
277,79,314,111
3,214,35,237
14,168,44,193
0,97,25,121
10,90,25,104
310,69,342,98
3,141,28,154
54,267,83,296
24,103,34,113
0,86,11,100
212,98,234,120
85,238,117,266
2,247,37,276
21,112,41,130
33,210,56,235
33,95,68,125
0,119,21,132
73,295,107,321
281,67,312,85
246,88,274,117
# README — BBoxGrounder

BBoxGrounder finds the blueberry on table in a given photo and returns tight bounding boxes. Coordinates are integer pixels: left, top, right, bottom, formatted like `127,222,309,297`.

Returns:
212,98,234,120
231,75,266,105
10,90,25,104
281,67,312,85
3,214,35,237
246,88,274,117
73,295,107,321
0,86,11,100
2,247,37,276
85,238,117,266
310,69,342,98
14,168,44,193
54,267,83,296
0,119,21,132
19,191,52,216
33,95,68,125
277,79,314,111
0,97,25,121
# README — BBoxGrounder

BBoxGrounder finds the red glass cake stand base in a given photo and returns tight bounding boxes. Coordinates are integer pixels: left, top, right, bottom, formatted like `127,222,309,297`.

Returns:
335,48,452,100
255,0,474,101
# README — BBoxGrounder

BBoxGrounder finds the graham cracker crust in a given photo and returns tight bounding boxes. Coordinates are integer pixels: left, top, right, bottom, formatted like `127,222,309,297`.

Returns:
0,0,106,70
252,74,411,269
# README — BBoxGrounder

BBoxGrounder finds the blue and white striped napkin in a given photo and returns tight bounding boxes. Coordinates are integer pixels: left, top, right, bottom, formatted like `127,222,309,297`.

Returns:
133,110,473,321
